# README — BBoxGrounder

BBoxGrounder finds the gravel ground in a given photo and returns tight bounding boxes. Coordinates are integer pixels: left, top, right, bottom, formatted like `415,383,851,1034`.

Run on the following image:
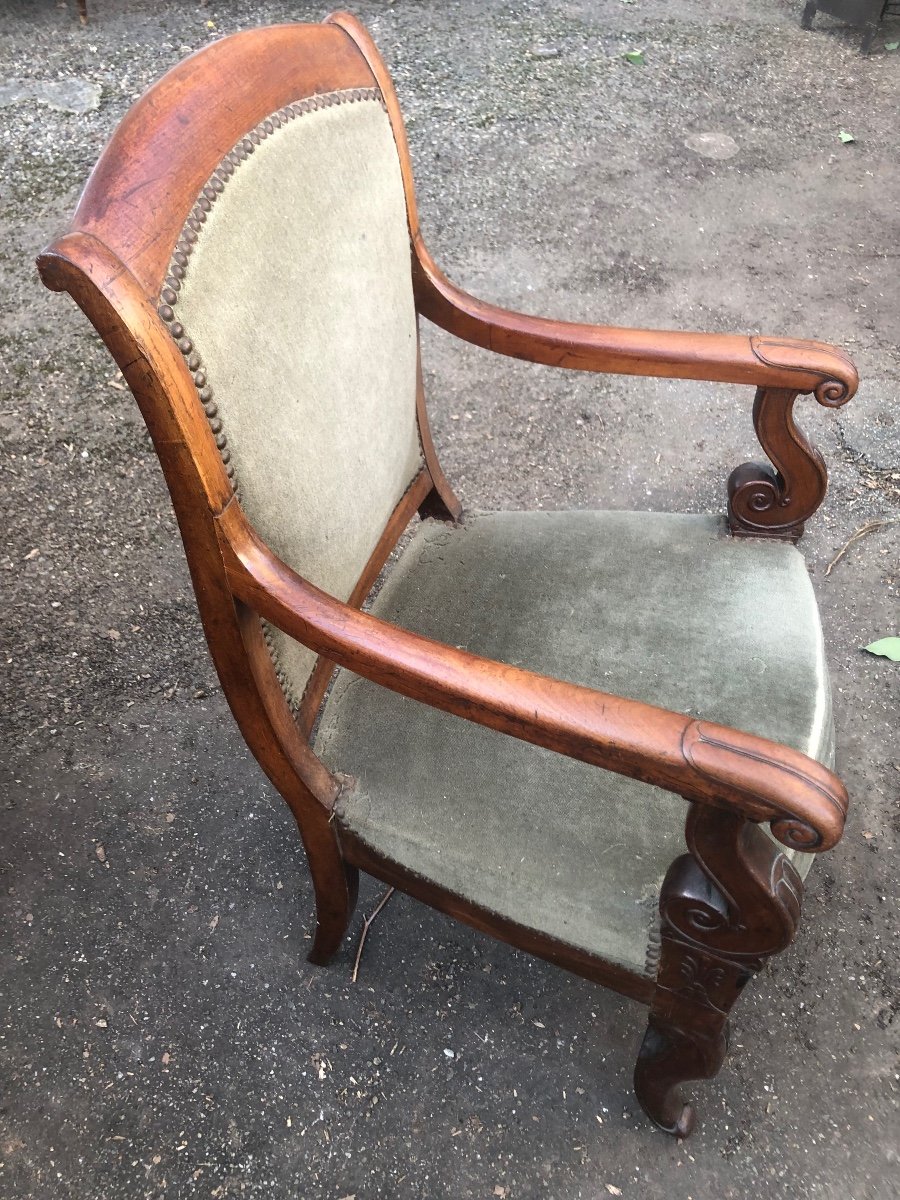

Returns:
1,1,898,1198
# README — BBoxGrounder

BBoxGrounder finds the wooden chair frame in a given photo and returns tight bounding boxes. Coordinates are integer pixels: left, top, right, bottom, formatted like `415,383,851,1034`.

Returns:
37,13,857,1136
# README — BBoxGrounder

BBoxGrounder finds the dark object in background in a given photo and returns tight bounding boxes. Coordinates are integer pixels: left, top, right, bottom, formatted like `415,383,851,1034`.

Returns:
801,0,900,53
75,0,209,21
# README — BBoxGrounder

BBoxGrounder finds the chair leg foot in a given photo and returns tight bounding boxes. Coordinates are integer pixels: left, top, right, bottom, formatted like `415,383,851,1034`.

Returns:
637,814,805,1136
307,864,359,966
634,1017,727,1137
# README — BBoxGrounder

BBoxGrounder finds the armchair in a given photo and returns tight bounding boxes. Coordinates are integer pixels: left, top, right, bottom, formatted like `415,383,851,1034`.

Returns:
38,13,856,1136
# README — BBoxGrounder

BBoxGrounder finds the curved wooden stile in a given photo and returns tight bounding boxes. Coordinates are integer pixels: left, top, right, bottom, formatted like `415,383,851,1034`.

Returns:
36,232,358,963
326,10,461,522
34,18,465,962
42,12,461,707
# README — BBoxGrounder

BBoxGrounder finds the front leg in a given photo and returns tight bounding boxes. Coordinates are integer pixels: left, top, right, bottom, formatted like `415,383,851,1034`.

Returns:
635,853,764,1135
635,809,804,1135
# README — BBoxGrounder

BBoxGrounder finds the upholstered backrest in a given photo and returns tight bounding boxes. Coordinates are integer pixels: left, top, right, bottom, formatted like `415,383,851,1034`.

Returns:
158,89,424,708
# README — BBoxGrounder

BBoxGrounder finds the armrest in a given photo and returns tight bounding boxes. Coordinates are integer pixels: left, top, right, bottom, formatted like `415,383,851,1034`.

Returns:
411,239,858,405
216,503,847,854
413,239,858,541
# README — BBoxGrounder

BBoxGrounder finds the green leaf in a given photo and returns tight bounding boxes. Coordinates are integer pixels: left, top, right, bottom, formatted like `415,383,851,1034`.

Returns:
884,41,899,51
838,130,855,144
624,50,645,65
863,637,900,661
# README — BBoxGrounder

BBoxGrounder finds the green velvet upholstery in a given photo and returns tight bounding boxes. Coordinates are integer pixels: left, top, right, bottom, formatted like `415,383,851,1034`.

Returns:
173,94,423,707
314,511,833,978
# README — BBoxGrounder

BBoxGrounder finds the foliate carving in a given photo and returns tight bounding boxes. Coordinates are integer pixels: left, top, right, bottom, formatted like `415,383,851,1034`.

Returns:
635,806,805,1135
673,952,730,1014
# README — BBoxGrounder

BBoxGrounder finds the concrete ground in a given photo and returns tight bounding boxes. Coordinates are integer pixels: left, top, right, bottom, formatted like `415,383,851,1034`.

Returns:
1,1,898,1197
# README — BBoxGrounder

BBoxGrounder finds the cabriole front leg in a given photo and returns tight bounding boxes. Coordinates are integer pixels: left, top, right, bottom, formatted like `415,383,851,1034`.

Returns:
635,808,804,1136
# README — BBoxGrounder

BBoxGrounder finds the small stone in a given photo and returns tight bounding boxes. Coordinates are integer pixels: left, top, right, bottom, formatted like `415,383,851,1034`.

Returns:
530,45,561,59
0,77,101,115
684,131,739,160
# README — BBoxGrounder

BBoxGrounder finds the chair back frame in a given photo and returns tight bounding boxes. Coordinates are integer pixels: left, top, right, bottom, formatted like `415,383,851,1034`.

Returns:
37,14,464,975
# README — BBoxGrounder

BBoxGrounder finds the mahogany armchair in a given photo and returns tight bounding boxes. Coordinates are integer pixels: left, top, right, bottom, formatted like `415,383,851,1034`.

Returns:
38,14,857,1136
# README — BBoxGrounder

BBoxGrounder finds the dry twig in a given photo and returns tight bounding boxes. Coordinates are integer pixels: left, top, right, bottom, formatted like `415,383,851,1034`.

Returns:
825,517,900,576
351,886,395,983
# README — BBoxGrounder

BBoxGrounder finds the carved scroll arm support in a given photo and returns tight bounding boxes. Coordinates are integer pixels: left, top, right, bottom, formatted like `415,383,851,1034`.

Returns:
411,246,858,542
726,382,847,542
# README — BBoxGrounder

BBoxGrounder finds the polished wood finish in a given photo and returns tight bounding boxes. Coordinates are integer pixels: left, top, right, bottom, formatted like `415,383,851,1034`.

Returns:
38,232,358,963
409,219,856,545
217,500,847,856
727,386,829,541
411,247,858,403
70,24,375,296
38,14,855,1136
635,806,803,1133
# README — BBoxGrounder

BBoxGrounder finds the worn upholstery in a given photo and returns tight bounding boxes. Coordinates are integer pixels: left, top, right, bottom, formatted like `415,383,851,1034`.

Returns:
314,511,833,977
173,94,423,705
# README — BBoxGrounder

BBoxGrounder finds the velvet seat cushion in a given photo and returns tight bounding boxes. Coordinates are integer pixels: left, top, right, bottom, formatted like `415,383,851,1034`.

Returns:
313,511,833,978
